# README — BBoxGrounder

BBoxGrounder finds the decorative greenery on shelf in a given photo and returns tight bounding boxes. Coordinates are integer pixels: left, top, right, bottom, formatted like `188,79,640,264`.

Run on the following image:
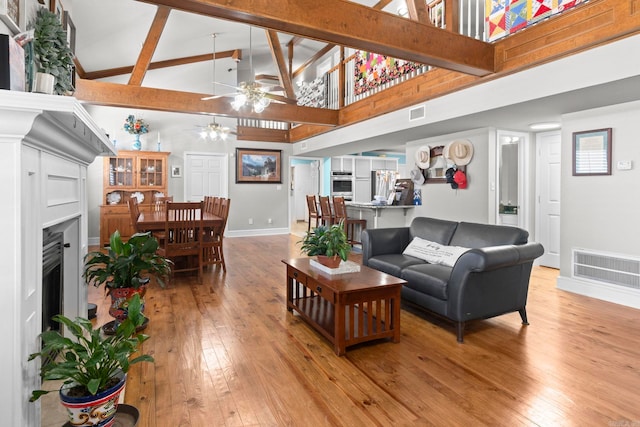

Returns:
28,293,152,401
83,231,171,292
298,221,351,261
31,7,74,95
124,115,150,135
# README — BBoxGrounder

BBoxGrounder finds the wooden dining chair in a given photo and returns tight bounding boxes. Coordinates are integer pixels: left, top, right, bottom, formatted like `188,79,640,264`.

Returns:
305,195,321,231
333,196,366,246
318,196,334,227
128,197,142,233
153,195,173,212
157,201,203,282
201,198,230,272
212,197,222,216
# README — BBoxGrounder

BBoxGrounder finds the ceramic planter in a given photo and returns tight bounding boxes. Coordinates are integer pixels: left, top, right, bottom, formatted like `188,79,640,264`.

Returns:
59,370,126,427
108,282,148,322
316,255,341,269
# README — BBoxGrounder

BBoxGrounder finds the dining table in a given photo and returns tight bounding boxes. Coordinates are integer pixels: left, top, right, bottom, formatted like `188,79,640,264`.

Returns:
136,210,224,232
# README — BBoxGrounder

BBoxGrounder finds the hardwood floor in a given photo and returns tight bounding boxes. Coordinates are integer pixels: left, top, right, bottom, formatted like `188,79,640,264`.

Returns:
82,234,639,427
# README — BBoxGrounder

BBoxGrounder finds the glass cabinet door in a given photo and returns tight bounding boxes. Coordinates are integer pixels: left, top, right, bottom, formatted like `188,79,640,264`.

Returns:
108,156,135,187
138,156,165,188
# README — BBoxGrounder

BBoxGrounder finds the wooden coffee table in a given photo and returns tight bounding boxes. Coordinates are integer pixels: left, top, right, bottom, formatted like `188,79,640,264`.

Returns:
283,258,405,356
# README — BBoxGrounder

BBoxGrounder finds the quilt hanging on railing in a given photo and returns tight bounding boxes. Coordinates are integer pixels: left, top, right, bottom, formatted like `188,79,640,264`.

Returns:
486,0,586,42
354,51,421,95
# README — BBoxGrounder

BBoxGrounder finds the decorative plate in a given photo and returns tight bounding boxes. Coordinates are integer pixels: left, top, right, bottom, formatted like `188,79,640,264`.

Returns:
107,192,121,205
132,192,144,203
154,192,165,198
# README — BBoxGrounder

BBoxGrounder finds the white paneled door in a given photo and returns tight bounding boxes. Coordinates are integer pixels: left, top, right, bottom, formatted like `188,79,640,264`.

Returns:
185,153,228,202
536,131,561,269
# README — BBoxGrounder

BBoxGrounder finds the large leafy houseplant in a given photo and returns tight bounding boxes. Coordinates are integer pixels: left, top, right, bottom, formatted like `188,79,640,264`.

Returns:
31,7,74,95
28,293,151,401
299,221,351,267
83,231,171,293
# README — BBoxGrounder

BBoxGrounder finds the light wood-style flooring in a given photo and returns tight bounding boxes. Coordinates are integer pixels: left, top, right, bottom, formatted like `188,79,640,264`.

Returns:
58,234,640,426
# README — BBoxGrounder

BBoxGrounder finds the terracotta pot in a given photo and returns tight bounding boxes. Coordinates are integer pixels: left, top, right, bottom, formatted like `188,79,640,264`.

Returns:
59,370,126,427
316,255,341,269
108,282,147,322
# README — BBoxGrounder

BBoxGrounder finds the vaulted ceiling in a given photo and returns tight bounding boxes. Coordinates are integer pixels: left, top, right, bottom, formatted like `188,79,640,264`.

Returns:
70,0,495,138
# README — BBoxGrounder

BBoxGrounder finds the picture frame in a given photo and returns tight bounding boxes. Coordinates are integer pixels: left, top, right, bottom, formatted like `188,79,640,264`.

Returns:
572,128,612,176
236,148,282,184
171,165,182,178
0,0,21,34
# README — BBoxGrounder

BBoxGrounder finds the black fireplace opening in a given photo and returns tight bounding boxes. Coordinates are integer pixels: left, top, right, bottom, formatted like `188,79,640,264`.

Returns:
42,230,64,335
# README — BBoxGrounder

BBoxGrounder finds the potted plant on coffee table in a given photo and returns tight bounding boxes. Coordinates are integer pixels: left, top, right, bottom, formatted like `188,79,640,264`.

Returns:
29,294,150,427
83,230,171,334
298,220,351,268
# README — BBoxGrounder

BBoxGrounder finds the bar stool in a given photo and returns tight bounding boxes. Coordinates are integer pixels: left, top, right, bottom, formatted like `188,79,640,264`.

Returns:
305,195,321,231
332,196,366,246
318,196,334,227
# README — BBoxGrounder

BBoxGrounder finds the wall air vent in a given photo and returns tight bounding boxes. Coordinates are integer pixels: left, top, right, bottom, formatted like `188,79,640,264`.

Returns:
409,106,425,121
572,249,640,290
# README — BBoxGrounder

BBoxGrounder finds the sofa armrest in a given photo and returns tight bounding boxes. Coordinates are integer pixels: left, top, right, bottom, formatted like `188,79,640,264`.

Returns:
361,227,411,266
446,243,544,321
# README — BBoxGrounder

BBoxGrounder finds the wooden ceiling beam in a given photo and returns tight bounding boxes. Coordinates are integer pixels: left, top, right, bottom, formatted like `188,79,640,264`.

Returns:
137,0,495,76
81,49,242,80
407,0,431,24
128,6,172,85
74,79,338,126
265,30,296,99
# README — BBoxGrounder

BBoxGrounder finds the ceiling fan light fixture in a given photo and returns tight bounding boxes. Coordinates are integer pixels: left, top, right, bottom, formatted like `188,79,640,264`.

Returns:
201,122,230,142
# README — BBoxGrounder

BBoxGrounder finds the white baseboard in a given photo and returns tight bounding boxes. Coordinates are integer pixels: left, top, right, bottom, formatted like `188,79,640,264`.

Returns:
225,227,290,238
557,275,640,309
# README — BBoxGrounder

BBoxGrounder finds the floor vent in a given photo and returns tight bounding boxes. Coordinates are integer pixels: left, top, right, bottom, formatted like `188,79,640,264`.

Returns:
573,249,640,290
409,106,425,121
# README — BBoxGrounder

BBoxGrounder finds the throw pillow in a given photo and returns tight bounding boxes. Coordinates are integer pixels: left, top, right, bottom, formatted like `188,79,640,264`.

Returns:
402,237,469,267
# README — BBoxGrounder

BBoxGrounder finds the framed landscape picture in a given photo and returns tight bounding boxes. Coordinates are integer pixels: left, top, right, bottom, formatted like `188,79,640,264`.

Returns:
236,148,282,183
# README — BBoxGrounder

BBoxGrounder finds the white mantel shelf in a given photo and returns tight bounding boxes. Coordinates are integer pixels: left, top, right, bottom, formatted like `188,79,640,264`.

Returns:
0,90,115,426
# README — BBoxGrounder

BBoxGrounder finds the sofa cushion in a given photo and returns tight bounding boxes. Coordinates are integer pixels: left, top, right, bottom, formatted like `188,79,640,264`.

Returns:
409,217,458,245
402,237,469,267
401,263,453,301
367,254,425,277
449,222,529,248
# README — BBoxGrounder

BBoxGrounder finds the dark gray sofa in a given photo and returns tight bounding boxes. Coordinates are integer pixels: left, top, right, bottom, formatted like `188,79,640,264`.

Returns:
361,217,544,342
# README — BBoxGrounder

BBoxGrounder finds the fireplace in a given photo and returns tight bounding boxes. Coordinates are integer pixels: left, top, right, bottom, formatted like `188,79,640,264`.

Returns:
42,230,64,334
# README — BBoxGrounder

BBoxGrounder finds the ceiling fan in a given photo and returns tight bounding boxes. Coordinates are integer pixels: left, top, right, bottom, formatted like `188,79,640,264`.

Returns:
200,28,296,112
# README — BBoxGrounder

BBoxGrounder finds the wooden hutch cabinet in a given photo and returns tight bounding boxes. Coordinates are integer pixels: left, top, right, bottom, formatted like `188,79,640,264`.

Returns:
100,150,171,247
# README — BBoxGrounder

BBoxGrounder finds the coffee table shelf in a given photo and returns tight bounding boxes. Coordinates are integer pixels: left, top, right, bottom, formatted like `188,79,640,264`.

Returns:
283,258,405,356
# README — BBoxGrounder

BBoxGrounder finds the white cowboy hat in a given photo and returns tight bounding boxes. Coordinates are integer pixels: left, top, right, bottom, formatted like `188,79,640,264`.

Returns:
444,139,474,166
414,145,431,169
410,168,425,186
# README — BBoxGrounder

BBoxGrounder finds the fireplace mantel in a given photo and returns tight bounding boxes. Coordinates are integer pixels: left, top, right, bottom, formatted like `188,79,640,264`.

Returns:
0,90,115,426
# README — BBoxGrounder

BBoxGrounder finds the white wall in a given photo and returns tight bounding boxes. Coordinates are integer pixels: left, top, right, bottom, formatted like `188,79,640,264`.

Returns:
557,100,640,307
405,128,491,224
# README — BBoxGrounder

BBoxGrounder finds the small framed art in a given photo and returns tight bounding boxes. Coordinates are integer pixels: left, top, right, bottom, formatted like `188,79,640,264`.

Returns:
572,128,612,176
171,165,182,178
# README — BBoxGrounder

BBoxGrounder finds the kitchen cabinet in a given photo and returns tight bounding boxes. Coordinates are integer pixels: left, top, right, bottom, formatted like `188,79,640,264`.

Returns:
354,179,371,202
100,150,170,247
331,156,353,172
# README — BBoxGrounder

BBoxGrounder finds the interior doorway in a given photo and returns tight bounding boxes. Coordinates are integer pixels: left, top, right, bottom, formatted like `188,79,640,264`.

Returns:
535,130,561,268
289,157,320,236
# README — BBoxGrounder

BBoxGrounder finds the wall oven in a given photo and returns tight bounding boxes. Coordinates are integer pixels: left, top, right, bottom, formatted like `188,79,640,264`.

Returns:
330,171,353,200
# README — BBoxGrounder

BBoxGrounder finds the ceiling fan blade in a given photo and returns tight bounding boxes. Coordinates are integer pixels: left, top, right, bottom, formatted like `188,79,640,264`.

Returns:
201,92,238,101
213,81,241,90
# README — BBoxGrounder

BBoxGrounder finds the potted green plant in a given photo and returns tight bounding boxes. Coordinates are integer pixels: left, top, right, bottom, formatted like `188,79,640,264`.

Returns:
298,220,351,268
83,231,171,332
30,7,74,95
29,294,150,427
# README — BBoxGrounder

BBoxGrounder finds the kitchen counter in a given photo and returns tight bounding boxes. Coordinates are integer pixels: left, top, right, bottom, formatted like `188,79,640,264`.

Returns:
345,202,415,229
